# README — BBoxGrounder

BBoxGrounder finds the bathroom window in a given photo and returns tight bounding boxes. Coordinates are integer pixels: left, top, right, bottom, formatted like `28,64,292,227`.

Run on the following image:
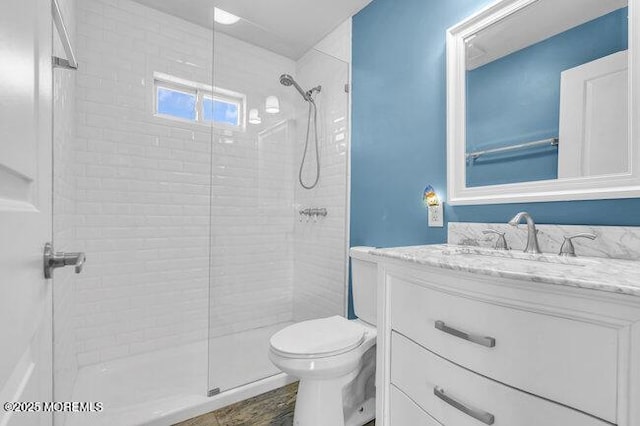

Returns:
156,85,197,121
202,96,240,127
154,73,245,130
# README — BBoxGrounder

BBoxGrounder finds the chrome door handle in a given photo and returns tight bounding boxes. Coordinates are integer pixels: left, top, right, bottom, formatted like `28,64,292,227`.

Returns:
434,386,495,425
43,242,86,279
435,320,496,348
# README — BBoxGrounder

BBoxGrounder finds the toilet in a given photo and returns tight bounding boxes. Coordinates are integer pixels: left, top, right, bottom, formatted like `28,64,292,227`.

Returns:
269,247,377,426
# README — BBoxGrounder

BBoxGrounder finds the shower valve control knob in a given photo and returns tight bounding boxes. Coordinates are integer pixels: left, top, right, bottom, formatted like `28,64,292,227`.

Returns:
43,242,87,279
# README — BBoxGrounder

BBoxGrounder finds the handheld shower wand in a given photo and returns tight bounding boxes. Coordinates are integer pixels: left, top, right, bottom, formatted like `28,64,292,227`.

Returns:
279,74,322,190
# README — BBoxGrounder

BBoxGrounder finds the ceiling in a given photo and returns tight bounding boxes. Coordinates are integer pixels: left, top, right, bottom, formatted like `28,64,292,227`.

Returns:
467,0,627,70
131,0,372,59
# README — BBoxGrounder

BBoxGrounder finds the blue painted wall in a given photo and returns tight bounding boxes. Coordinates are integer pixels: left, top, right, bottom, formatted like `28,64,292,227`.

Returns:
349,0,640,317
466,8,628,187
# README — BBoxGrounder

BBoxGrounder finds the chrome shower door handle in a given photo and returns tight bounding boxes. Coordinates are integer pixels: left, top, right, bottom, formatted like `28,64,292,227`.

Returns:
43,242,87,279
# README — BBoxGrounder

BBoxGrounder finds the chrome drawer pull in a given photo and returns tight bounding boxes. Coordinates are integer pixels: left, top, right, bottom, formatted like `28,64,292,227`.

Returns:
434,386,495,425
435,320,496,348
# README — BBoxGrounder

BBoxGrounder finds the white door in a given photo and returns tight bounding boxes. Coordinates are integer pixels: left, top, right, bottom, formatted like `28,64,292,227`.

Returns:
0,0,53,425
558,50,629,178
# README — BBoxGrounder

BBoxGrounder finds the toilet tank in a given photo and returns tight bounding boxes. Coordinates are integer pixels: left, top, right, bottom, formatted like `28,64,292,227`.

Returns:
350,247,378,326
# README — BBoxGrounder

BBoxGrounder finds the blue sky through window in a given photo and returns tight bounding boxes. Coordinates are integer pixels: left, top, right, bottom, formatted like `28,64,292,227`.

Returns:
157,87,196,120
203,97,239,126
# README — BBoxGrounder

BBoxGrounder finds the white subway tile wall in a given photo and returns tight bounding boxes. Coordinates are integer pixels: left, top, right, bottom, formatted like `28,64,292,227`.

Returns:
292,25,351,322
53,0,78,407
209,31,298,338
73,0,214,366
69,0,350,368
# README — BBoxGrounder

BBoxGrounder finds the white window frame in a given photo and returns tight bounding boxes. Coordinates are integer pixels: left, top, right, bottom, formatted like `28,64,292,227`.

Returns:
153,72,246,131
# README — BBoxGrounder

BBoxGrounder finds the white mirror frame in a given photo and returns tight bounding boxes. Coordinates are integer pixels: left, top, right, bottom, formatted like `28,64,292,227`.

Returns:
446,0,640,205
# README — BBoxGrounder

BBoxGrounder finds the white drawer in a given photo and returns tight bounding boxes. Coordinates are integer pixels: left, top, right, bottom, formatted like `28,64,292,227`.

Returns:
390,275,618,422
390,385,442,426
390,332,610,426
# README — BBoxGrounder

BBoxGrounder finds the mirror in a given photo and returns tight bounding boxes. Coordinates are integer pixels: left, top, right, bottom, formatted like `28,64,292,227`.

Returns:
447,0,640,205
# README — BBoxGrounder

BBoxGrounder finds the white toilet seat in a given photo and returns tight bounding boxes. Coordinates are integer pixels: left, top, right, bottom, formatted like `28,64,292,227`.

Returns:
270,316,367,359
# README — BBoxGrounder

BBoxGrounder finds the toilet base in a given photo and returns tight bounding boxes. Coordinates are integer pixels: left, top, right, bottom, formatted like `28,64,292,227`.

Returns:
343,347,376,426
345,397,375,426
292,346,376,426
294,375,352,426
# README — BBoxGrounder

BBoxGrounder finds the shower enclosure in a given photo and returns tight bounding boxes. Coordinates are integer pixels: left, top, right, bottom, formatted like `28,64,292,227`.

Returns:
51,0,351,424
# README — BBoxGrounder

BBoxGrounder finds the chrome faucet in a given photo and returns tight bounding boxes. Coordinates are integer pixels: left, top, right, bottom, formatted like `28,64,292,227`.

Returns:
508,212,541,254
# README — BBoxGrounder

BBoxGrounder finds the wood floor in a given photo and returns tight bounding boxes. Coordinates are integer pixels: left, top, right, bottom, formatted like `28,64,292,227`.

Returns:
174,382,375,426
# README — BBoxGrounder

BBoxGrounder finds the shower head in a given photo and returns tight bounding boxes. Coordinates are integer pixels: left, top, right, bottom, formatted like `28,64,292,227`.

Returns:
279,74,294,86
279,73,310,102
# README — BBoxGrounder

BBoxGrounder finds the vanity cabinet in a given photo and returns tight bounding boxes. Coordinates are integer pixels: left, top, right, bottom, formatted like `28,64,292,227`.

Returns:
375,258,640,426
391,333,608,426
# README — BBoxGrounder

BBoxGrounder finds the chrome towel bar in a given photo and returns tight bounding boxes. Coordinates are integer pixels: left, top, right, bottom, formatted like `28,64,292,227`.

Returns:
466,137,558,161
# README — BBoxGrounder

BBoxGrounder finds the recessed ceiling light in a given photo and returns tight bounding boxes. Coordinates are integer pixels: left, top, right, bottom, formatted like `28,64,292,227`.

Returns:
214,7,241,25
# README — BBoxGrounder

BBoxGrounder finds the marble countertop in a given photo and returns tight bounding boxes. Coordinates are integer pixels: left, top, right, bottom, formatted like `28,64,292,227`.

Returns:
368,244,640,297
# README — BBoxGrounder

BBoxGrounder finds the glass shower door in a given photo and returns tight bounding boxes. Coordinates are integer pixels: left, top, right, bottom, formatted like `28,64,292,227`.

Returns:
52,1,215,424
207,18,298,394
208,15,351,394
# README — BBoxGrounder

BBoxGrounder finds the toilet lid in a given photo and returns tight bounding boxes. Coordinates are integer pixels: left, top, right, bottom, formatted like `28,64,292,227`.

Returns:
270,316,365,357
